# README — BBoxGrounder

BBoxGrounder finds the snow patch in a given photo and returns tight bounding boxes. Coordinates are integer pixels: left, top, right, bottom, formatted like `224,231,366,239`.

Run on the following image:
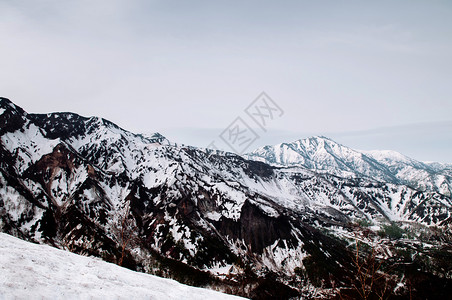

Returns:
0,233,244,300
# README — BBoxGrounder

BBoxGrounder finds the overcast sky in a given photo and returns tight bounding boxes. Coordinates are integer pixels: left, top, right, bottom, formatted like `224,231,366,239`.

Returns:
1,0,451,162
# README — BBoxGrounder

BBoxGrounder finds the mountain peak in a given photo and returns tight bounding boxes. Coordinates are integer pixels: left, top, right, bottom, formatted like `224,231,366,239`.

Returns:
0,97,27,115
0,97,12,105
139,132,170,144
289,135,330,144
289,136,343,150
308,135,332,141
245,136,451,195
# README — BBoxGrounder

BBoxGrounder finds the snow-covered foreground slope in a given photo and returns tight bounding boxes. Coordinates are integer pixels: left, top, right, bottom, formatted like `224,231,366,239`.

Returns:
0,233,244,300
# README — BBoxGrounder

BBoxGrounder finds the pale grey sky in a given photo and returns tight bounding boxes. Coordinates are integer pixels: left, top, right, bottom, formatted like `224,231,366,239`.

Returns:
1,1,451,162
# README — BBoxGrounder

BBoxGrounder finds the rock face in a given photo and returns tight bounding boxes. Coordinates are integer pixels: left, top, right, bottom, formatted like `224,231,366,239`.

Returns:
1,97,451,299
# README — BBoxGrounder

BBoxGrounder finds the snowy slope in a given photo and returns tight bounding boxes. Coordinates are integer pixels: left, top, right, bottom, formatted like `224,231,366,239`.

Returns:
0,233,244,300
245,136,452,196
364,149,452,196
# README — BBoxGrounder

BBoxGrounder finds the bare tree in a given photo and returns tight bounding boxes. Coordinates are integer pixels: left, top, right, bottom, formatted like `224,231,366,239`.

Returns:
111,202,138,266
351,238,394,300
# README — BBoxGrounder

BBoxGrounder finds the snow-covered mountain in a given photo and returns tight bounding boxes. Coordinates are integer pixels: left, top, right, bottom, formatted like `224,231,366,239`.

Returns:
1,98,451,299
0,232,244,300
244,136,452,196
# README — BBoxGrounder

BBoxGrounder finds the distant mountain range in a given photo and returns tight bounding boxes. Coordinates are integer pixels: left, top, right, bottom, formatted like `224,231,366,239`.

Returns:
1,97,451,299
244,136,452,196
